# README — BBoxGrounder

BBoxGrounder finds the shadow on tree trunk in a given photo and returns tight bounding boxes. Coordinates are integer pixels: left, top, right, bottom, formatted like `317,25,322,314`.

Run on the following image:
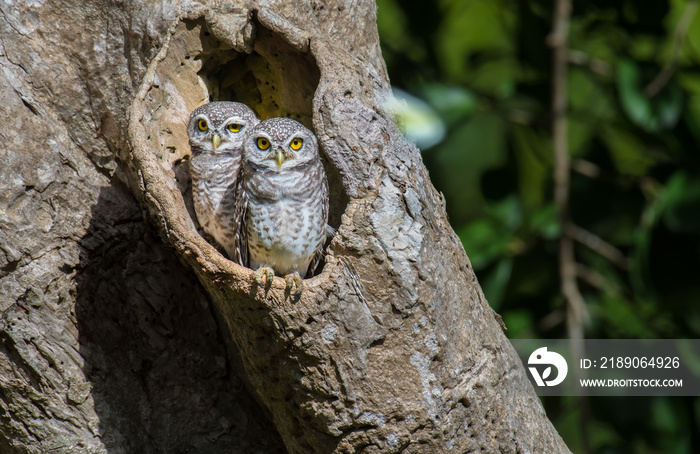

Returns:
75,182,286,453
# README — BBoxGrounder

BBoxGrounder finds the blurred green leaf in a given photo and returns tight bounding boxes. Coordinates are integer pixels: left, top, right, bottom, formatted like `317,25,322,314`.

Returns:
651,397,677,433
617,59,683,132
677,340,700,377
512,125,550,217
568,68,615,156
588,419,621,453
662,171,700,234
629,35,661,62
481,257,513,310
555,397,587,454
375,0,424,62
459,218,511,269
630,221,656,299
649,398,689,454
418,83,478,124
656,83,684,129
459,195,522,269
591,294,658,338
671,0,700,65
569,15,621,64
601,125,656,176
500,309,534,338
679,73,700,143
484,194,522,231
436,0,515,84
431,112,508,224
469,59,519,98
530,204,561,240
617,59,655,129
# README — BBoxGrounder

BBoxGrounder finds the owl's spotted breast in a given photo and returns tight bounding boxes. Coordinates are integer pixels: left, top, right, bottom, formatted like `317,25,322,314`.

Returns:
236,117,330,291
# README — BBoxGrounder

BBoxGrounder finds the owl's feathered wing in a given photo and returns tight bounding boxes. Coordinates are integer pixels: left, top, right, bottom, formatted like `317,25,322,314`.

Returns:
230,175,249,267
305,173,331,278
189,150,242,257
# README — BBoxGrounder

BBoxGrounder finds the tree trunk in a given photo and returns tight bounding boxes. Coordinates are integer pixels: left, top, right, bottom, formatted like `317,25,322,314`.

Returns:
0,1,571,453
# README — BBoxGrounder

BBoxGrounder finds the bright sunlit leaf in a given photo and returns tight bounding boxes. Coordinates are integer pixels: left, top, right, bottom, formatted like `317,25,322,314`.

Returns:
385,88,447,149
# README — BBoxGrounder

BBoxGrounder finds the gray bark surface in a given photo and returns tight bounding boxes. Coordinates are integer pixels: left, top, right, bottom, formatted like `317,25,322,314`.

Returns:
0,1,571,453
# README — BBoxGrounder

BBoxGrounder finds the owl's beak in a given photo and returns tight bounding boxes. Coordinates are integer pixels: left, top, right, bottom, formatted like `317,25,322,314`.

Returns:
275,149,285,168
212,134,221,151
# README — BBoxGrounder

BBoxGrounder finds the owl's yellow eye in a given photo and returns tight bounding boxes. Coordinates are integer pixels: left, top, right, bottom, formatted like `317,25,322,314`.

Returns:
290,138,303,151
227,123,242,133
197,119,208,131
257,137,271,150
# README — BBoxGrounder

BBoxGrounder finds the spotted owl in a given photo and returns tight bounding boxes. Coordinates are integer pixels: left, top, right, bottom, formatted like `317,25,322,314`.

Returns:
235,117,329,294
187,101,259,259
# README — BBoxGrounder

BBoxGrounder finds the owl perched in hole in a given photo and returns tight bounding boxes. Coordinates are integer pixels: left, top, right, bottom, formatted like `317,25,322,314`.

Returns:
235,117,330,294
187,101,259,259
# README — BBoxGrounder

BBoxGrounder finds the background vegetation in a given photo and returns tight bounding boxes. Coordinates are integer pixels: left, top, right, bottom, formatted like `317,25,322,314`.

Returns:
376,0,700,452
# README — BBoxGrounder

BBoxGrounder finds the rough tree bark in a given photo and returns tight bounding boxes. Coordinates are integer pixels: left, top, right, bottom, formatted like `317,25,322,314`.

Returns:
0,1,571,453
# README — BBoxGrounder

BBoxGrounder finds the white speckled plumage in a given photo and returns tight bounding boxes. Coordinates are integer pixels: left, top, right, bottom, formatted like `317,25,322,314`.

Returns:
187,101,259,259
236,117,329,281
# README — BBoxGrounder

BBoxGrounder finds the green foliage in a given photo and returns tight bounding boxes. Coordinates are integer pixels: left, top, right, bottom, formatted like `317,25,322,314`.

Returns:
617,59,684,132
377,0,700,451
664,170,700,233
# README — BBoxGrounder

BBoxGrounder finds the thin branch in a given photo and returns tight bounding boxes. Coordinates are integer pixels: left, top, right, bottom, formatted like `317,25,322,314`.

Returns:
645,0,698,97
549,0,586,340
549,0,572,221
565,223,629,270
576,264,607,291
550,3,591,451
576,263,622,295
562,239,587,340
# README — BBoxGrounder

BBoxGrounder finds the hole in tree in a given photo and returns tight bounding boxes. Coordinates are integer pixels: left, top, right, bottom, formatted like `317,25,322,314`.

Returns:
174,19,346,277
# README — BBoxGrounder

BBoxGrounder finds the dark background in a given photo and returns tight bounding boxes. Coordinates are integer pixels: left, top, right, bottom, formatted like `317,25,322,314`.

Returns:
376,0,700,452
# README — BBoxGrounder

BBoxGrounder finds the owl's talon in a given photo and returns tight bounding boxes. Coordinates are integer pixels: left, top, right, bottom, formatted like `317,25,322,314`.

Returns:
284,273,304,295
254,267,275,288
